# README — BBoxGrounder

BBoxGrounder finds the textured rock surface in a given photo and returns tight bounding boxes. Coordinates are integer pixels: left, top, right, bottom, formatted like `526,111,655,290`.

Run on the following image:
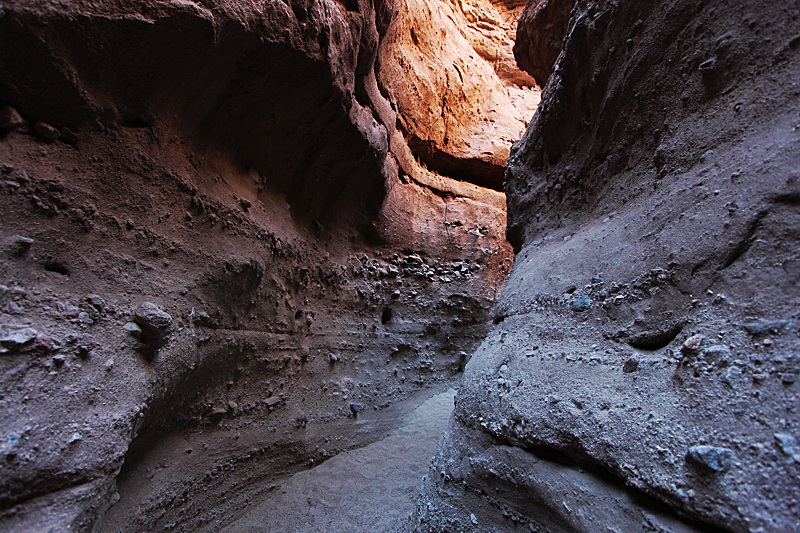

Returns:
514,0,575,87
416,0,800,532
0,0,525,531
377,0,539,190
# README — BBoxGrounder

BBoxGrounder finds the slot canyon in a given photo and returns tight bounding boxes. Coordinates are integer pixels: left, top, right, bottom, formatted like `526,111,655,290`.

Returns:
0,0,797,531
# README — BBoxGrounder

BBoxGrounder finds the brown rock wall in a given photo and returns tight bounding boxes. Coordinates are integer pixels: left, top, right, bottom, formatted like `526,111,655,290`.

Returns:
0,0,522,530
376,0,540,190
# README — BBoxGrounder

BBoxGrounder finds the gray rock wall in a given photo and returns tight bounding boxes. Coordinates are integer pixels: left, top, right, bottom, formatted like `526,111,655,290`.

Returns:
416,0,800,531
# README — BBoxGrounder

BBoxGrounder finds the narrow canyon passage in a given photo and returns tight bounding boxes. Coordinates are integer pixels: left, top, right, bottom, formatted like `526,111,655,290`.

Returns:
1,0,798,532
219,388,456,533
100,386,457,532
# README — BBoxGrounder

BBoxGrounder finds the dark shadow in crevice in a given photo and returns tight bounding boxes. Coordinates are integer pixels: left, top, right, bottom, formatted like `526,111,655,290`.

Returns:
405,133,506,192
515,442,734,533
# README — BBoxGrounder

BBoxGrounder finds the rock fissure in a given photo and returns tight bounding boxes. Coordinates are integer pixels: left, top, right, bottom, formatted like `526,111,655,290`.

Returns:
448,432,735,533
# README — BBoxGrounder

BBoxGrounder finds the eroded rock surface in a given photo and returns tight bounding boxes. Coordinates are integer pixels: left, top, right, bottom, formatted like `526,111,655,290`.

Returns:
0,0,528,531
513,0,575,87
417,0,800,532
377,0,540,190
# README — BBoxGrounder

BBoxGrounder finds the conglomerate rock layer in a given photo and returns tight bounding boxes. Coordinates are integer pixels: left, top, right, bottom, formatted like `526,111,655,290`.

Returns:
0,0,538,531
415,0,800,532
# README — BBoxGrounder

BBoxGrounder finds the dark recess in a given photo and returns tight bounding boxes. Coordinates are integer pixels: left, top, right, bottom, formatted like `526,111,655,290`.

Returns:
406,135,506,191
43,260,69,276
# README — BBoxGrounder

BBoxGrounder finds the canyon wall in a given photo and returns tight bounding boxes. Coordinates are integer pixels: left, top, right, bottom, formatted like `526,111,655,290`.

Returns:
0,0,536,531
416,0,800,532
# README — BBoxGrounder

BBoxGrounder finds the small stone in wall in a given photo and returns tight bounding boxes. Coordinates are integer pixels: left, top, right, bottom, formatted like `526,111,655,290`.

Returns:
686,445,736,473
6,235,34,257
133,302,174,355
0,327,38,352
264,396,281,407
0,106,25,133
700,344,731,364
681,334,706,354
33,121,60,140
1,433,20,460
742,319,789,336
623,355,639,373
59,127,80,145
571,294,591,312
774,433,798,457
123,322,142,339
86,294,106,312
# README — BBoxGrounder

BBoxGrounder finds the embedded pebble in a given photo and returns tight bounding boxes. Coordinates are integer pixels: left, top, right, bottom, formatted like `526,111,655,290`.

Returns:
700,344,731,363
33,121,60,140
0,106,25,133
721,366,744,389
123,322,142,339
133,302,174,351
623,356,639,373
682,334,706,354
742,320,789,336
59,127,80,145
0,327,38,351
6,235,34,257
86,294,106,311
774,433,798,456
571,294,591,312
2,433,20,459
264,396,280,407
686,445,735,472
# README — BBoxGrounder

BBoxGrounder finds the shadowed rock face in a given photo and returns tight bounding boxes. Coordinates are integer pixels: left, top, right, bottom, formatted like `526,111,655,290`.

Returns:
514,0,576,87
0,0,530,531
416,0,800,532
